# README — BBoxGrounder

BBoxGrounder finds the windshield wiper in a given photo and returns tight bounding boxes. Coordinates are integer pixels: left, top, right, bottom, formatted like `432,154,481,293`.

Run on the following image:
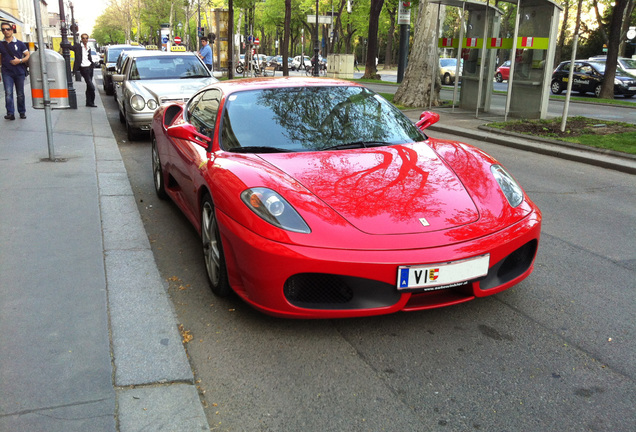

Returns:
180,74,210,79
228,146,290,153
321,141,393,151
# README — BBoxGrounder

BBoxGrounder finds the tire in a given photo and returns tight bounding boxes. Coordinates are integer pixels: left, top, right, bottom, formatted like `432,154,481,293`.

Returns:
495,72,503,83
126,118,139,141
201,195,231,297
443,73,452,85
594,84,602,98
151,137,167,200
550,80,563,95
235,64,244,74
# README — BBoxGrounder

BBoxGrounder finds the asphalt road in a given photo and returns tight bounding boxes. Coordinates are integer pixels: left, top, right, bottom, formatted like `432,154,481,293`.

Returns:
99,72,636,432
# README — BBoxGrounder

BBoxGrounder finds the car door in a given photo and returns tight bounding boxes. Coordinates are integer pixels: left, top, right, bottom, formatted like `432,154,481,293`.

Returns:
577,63,596,94
115,57,132,114
171,88,223,214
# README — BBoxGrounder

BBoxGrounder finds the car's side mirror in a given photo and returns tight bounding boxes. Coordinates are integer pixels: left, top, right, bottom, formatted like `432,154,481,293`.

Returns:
416,111,440,131
167,123,212,149
112,74,124,82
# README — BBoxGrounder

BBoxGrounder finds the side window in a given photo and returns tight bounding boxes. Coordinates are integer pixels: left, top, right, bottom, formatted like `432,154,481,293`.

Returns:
579,65,593,75
188,89,222,139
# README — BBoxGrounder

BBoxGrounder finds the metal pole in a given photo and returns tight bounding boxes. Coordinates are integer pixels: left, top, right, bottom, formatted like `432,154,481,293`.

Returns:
475,1,490,119
58,0,77,109
504,0,522,122
314,0,319,76
33,0,56,159
69,2,80,81
453,5,466,111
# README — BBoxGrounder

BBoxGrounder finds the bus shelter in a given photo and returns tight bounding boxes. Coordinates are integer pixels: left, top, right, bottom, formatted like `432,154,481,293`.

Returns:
432,0,561,119
432,0,503,117
502,0,562,119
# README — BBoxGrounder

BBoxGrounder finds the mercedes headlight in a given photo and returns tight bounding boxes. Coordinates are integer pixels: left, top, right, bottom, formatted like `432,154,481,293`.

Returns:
130,94,146,111
614,78,625,86
241,188,311,233
147,99,158,110
491,164,524,207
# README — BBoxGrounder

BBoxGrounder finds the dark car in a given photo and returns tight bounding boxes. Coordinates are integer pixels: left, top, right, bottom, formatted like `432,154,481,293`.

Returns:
267,55,295,71
101,44,145,95
551,60,636,98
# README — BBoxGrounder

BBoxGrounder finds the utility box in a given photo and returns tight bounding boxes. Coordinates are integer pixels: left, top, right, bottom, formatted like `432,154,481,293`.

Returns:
327,54,354,79
30,49,70,109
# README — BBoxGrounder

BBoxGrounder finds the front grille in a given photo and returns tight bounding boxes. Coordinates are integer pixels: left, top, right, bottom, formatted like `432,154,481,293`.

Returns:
285,273,353,304
479,240,538,290
160,97,189,104
283,273,400,310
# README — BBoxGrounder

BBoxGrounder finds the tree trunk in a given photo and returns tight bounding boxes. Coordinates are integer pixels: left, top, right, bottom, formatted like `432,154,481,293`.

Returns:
283,0,291,75
599,0,628,99
619,0,635,56
363,0,385,79
384,5,397,69
393,0,441,107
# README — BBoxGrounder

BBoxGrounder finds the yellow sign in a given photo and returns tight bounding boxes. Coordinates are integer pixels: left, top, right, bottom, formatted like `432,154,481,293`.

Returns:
170,45,186,52
145,45,158,50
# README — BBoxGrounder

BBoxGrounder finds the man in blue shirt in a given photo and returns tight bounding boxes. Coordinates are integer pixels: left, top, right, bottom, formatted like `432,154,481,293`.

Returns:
198,37,213,71
0,22,30,120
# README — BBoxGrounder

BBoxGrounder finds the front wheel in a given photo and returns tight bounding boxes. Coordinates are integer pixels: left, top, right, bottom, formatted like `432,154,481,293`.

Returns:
235,64,244,74
495,72,503,83
550,80,563,95
594,84,602,98
151,137,167,200
201,195,231,297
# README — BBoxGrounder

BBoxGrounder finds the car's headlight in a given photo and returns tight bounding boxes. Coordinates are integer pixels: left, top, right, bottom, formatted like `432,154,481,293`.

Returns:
614,78,625,86
491,164,524,207
130,94,146,111
241,188,311,233
147,99,158,110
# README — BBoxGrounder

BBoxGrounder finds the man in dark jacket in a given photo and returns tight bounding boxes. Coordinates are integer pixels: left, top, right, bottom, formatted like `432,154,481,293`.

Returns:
0,21,30,120
71,33,96,107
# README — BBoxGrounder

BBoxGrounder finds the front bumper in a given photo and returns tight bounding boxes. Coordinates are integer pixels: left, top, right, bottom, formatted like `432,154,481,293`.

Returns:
216,209,542,319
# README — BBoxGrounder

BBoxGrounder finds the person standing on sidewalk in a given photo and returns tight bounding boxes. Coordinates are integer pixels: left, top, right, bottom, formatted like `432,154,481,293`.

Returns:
197,37,213,71
71,33,96,107
0,22,30,120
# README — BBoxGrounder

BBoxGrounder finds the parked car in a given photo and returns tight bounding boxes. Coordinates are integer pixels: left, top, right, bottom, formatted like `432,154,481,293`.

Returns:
150,77,542,319
439,58,462,85
494,60,511,82
588,55,636,75
113,50,216,140
551,60,636,98
101,44,145,95
292,55,312,70
267,55,294,71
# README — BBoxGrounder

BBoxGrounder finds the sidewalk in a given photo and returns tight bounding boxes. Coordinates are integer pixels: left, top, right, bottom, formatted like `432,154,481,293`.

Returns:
0,78,210,431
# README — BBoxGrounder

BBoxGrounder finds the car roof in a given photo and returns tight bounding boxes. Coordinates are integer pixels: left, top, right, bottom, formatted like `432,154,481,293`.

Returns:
107,44,144,50
122,50,199,59
204,77,364,95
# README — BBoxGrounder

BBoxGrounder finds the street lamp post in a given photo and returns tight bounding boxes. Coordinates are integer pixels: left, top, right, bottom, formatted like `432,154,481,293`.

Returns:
58,0,77,109
314,0,319,76
69,2,80,81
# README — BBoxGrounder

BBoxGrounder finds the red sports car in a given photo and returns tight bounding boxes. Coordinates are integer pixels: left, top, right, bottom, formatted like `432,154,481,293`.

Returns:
151,78,541,319
495,60,511,82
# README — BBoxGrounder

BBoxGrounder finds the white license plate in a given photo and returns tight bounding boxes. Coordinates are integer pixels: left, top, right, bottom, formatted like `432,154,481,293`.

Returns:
628,86,636,91
397,254,490,291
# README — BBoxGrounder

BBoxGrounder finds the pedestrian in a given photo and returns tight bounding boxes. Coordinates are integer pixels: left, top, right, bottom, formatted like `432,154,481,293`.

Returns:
71,33,96,107
0,21,30,120
198,37,213,71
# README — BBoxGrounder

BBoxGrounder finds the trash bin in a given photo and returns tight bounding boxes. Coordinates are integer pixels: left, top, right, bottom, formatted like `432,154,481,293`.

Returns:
29,49,70,109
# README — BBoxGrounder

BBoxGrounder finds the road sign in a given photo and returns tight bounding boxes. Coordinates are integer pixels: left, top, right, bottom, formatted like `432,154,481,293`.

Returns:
627,27,636,40
254,38,260,46
174,36,182,44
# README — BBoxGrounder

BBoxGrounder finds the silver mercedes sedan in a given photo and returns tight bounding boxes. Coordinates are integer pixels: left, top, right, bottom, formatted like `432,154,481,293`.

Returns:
113,50,217,140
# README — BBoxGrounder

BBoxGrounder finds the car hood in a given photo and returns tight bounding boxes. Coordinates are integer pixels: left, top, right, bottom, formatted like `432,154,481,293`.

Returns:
134,78,215,102
258,144,480,235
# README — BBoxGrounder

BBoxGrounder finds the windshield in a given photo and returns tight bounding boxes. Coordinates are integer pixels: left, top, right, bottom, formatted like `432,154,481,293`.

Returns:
130,56,210,80
440,58,457,67
620,59,636,69
220,86,426,153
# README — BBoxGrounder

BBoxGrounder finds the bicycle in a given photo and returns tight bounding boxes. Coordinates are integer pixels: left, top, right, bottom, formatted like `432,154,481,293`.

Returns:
305,62,326,76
